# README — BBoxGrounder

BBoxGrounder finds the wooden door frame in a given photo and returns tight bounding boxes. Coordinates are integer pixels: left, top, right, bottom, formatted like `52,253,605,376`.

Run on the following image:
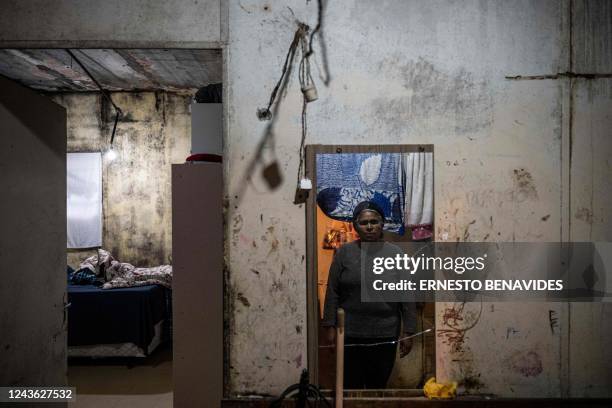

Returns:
305,144,434,386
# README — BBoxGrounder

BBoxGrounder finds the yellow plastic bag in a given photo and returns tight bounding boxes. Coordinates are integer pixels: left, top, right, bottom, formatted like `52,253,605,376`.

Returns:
423,377,457,399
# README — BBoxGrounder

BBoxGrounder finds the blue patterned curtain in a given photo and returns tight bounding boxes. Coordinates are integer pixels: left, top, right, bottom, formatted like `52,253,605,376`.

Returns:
316,153,405,234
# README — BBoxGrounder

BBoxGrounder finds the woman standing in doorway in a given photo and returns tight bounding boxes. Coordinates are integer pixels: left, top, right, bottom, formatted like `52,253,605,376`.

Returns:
322,200,416,389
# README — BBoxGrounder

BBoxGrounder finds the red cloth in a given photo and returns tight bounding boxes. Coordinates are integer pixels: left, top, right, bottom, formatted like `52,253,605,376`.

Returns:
411,224,433,241
186,153,222,163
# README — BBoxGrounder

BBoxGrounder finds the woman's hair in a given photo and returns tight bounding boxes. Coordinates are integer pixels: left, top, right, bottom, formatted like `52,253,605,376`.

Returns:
352,201,385,223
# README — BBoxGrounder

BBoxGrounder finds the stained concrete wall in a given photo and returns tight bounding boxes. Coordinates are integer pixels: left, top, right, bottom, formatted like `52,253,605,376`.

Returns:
224,0,611,397
0,76,67,401
0,0,610,399
53,92,191,268
0,0,224,47
565,1,612,398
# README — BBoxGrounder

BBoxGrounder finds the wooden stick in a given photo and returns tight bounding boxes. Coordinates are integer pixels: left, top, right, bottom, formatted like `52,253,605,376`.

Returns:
335,308,345,408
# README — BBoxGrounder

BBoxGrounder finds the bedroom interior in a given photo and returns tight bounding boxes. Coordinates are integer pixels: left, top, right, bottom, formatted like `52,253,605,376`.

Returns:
0,48,223,407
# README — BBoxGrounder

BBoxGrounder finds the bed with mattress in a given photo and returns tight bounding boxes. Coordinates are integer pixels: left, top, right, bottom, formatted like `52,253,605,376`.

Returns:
67,283,171,358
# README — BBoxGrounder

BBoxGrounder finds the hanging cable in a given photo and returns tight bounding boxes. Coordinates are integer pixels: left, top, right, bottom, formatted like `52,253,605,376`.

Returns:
269,369,331,408
306,0,330,86
306,0,322,58
65,49,123,115
297,33,312,185
253,1,328,201
257,23,309,121
319,328,433,348
65,49,123,150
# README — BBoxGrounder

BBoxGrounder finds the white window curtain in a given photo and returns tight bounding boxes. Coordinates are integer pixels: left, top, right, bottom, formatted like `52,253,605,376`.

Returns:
67,152,102,248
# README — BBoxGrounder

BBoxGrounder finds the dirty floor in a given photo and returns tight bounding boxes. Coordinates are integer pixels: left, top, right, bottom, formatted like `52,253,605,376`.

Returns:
67,343,172,408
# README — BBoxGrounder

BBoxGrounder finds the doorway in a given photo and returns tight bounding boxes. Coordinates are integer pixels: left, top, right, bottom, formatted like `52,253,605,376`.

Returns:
305,144,436,390
0,47,222,407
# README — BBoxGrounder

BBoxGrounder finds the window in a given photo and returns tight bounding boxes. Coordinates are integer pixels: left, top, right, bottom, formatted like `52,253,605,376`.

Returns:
67,152,102,248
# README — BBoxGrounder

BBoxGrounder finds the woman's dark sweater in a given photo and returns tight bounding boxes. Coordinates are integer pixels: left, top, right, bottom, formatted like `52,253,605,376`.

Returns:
322,241,417,338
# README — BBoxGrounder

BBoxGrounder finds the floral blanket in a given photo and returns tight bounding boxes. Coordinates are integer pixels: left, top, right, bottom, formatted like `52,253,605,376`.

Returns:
77,249,172,289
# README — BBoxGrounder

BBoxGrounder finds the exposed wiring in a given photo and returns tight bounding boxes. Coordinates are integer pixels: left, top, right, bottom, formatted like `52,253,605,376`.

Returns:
308,0,330,86
306,0,322,58
269,369,331,408
296,0,327,184
255,21,312,190
297,33,312,184
257,23,309,121
110,110,120,146
319,328,433,348
255,0,329,195
298,95,308,185
65,49,123,148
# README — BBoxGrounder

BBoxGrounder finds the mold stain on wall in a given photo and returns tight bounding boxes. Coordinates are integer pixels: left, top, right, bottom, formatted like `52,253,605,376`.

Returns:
370,57,494,138
54,91,191,268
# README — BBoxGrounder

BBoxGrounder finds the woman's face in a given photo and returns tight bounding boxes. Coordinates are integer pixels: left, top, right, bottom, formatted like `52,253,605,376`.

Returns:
354,210,383,242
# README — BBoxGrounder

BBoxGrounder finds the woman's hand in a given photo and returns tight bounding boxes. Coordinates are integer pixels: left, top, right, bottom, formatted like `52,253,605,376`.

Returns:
325,326,336,346
399,334,413,358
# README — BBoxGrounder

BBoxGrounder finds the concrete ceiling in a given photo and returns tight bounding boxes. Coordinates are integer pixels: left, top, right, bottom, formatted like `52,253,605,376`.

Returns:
0,49,222,92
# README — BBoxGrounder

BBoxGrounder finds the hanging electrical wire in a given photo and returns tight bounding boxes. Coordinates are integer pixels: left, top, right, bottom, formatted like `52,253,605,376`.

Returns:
304,0,330,86
247,0,328,204
297,28,314,188
65,49,123,151
296,0,329,196
269,369,331,408
257,22,309,121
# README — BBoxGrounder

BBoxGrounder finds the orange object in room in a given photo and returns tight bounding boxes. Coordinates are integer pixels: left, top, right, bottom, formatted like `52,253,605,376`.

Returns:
317,207,356,317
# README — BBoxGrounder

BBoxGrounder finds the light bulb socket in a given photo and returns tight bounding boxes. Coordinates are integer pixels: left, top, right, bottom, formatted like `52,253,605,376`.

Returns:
301,84,318,103
105,148,117,161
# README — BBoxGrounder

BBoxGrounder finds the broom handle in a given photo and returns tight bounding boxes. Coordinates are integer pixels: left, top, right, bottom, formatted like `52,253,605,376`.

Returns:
335,308,345,408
